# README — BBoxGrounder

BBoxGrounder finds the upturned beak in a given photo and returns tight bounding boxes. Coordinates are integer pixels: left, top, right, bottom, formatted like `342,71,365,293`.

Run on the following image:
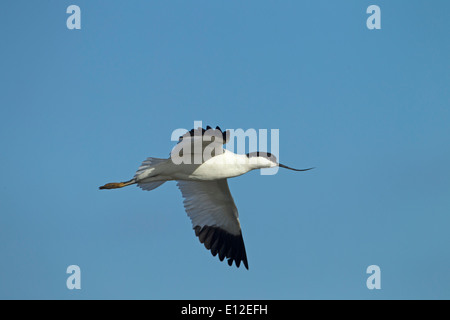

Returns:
278,164,315,172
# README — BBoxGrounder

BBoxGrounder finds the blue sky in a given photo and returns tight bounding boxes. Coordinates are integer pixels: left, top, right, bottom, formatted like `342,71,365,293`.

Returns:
0,1,449,299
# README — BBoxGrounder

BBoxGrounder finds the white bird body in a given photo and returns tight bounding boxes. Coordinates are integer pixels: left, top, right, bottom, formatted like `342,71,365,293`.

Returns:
100,126,312,269
135,149,270,183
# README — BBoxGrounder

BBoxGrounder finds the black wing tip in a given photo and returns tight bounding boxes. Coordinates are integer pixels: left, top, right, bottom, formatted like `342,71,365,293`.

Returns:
194,225,249,270
179,126,229,144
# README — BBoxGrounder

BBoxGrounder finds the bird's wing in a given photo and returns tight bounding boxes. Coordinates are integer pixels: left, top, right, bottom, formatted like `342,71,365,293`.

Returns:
177,179,248,269
177,126,229,145
171,126,229,163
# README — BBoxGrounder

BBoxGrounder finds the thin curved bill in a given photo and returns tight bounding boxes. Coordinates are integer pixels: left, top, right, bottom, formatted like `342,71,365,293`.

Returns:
278,164,315,171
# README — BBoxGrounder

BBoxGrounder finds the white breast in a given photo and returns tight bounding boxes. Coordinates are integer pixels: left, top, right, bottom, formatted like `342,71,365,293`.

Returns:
177,150,253,181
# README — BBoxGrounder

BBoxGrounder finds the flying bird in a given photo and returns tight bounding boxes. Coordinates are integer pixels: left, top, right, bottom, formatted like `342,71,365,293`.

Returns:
99,126,313,269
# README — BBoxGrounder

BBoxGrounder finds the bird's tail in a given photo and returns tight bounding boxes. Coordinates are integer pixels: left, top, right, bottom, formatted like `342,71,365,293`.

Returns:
99,178,136,190
100,157,168,191
135,157,168,191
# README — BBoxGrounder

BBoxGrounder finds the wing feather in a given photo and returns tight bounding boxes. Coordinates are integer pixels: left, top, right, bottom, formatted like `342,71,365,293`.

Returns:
177,179,248,269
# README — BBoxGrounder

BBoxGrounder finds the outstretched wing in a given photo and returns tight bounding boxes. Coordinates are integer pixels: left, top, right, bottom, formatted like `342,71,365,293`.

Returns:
177,125,229,145
177,179,248,269
171,126,229,164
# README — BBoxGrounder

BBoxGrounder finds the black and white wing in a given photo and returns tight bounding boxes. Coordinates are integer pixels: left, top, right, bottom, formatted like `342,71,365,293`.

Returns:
171,126,229,163
177,125,229,145
177,179,249,269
